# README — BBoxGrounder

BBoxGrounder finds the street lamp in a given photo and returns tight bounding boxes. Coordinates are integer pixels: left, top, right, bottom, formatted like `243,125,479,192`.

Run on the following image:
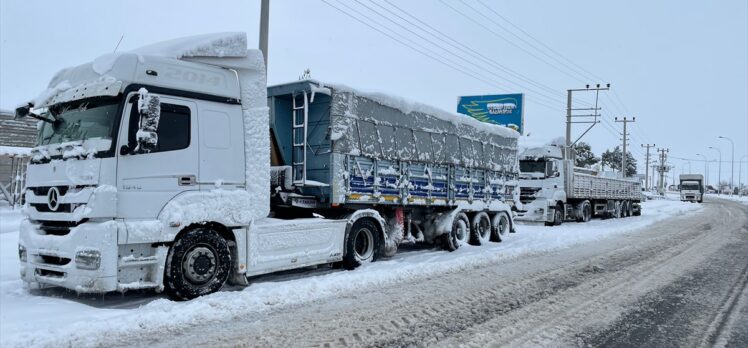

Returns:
718,136,734,193
740,154,748,194
696,153,708,188
708,146,722,193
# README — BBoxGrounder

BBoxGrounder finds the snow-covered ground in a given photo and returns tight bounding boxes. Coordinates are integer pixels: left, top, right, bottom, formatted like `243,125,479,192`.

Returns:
707,193,748,205
0,198,701,347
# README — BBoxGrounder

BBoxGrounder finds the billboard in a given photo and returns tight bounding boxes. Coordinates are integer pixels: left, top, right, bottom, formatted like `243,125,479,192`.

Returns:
456,94,524,134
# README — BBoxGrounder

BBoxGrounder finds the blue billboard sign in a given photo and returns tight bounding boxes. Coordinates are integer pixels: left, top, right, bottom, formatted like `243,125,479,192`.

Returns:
456,94,524,134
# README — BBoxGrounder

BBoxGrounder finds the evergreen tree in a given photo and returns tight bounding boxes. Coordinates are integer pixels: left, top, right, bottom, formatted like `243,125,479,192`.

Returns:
601,146,637,176
574,142,599,168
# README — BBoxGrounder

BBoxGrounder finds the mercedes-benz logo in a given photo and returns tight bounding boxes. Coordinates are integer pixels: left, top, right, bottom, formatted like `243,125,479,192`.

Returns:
47,187,60,212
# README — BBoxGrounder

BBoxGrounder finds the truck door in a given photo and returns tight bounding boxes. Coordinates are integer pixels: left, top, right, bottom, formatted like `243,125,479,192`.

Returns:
116,94,199,220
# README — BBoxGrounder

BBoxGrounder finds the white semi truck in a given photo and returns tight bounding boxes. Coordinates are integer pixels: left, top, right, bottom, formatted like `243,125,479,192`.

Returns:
15,33,519,300
515,145,642,225
679,174,704,203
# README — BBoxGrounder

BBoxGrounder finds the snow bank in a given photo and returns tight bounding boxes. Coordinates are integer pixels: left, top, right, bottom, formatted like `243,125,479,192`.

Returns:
0,198,703,347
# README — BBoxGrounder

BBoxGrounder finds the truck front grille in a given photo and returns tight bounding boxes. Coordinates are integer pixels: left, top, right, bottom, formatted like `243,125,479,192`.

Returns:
38,255,71,266
520,187,541,204
35,269,65,278
31,203,74,213
37,221,82,236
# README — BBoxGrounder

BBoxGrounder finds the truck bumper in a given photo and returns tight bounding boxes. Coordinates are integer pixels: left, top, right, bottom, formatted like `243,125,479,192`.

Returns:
514,200,552,223
18,219,120,293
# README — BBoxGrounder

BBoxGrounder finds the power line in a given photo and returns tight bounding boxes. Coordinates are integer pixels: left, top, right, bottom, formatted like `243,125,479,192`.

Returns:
377,0,566,99
318,0,561,111
438,0,589,85
475,0,608,83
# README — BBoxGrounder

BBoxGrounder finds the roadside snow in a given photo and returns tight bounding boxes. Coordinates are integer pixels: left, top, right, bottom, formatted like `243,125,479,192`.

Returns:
708,193,748,206
0,198,701,347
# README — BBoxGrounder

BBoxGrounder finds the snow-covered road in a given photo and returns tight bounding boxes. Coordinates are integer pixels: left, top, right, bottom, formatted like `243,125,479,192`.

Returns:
3,197,743,347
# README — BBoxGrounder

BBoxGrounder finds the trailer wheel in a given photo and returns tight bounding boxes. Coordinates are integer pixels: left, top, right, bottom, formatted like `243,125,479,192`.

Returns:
443,213,469,251
614,201,622,218
633,203,642,216
577,201,592,222
620,201,629,218
490,212,510,242
164,227,232,301
626,201,633,217
470,212,491,245
343,218,379,270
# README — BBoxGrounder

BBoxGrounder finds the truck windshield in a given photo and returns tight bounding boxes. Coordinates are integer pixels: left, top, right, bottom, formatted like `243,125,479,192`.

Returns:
520,160,546,173
681,183,700,190
38,97,120,145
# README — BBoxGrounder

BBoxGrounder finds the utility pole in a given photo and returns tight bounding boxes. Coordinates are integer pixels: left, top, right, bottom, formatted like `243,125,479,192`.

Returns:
696,153,708,186
709,146,722,192
642,144,655,190
259,0,270,70
565,84,610,161
718,136,734,193
615,116,635,177
657,148,670,195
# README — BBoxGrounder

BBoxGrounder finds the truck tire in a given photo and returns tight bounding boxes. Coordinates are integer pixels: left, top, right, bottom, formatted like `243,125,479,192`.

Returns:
633,203,642,216
470,212,491,245
620,201,629,218
490,212,510,242
443,213,469,251
626,201,633,217
164,227,232,301
343,218,379,270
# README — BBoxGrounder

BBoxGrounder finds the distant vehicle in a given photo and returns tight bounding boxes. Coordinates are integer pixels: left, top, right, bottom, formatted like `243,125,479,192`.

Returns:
705,185,717,194
679,174,704,203
515,145,642,226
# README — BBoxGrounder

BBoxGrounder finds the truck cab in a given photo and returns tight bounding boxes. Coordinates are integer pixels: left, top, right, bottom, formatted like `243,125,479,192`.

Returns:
516,146,566,224
679,174,704,203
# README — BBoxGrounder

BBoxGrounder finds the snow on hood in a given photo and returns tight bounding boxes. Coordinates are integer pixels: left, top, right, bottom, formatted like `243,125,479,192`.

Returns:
325,82,520,139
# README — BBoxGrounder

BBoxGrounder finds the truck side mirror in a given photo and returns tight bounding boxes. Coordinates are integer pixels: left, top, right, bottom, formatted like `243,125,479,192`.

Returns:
134,88,161,153
15,103,32,119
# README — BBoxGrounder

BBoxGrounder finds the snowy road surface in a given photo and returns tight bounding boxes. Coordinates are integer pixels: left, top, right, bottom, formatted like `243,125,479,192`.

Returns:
1,197,747,347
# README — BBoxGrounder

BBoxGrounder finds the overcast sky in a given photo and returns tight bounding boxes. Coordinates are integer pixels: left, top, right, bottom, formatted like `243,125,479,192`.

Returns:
1,0,746,183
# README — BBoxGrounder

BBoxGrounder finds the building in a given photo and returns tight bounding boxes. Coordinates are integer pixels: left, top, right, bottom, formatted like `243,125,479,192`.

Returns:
0,109,37,205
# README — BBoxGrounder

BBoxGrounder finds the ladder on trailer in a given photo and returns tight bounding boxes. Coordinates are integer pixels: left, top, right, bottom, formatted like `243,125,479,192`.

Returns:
292,91,309,185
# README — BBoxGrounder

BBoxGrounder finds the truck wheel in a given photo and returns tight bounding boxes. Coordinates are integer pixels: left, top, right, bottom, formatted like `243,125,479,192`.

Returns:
626,201,633,217
470,212,491,245
633,204,642,216
164,227,232,301
443,213,469,251
490,212,510,242
343,218,379,270
620,201,629,218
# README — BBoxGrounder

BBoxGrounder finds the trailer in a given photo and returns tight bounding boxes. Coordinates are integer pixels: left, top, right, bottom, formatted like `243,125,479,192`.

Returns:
516,145,642,225
15,33,519,300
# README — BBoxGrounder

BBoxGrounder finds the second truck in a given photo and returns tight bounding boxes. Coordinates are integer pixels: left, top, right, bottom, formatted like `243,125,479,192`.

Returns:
679,174,704,203
516,144,642,225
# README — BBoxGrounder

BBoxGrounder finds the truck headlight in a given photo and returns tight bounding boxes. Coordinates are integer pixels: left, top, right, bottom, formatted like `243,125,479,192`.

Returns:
75,249,101,270
18,245,27,262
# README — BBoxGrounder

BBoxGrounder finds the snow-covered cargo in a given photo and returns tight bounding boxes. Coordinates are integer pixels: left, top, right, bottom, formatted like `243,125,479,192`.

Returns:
15,33,520,301
516,144,642,225
267,80,519,209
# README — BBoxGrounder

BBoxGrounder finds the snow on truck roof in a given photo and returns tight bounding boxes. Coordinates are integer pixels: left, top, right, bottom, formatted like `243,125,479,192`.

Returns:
269,79,519,140
32,32,256,108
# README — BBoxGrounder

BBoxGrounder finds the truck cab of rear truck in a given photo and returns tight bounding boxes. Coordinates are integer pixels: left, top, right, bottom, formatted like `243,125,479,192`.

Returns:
16,33,520,300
